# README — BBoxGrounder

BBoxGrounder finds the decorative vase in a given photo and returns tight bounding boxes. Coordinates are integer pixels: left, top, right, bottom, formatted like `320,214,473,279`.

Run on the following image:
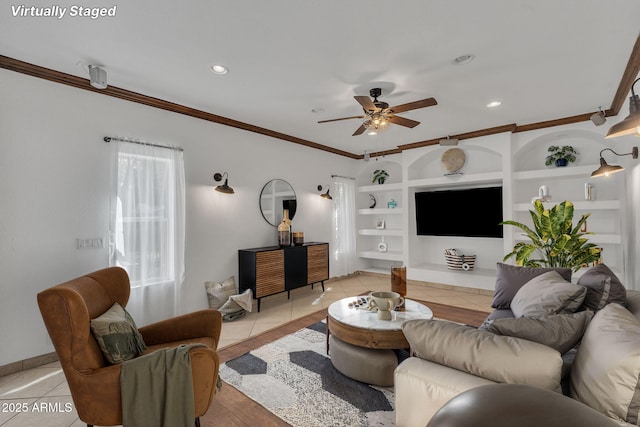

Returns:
278,209,291,247
293,231,304,246
555,158,568,167
391,266,407,311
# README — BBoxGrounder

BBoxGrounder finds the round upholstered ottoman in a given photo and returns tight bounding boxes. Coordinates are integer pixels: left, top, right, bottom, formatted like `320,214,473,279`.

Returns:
329,335,398,386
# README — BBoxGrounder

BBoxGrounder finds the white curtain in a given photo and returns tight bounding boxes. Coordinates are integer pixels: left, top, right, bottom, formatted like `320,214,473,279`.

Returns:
109,141,185,326
331,176,358,277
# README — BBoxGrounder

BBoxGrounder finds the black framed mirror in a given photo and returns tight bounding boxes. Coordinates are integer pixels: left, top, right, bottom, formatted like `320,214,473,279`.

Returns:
259,179,297,226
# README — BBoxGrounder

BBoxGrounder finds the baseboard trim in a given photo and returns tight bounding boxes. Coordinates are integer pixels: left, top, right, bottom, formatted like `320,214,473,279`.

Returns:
0,352,58,377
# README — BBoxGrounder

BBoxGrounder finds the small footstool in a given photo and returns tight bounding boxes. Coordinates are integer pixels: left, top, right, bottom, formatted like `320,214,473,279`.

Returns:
329,335,398,386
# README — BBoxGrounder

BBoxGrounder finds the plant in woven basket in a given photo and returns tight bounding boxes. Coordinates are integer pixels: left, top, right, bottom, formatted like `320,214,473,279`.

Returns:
501,200,601,272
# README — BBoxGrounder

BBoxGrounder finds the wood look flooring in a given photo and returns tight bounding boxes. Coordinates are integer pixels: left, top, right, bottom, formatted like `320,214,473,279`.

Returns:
201,301,489,427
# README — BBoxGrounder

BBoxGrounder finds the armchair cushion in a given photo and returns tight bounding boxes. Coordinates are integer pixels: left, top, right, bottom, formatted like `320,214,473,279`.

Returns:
486,310,593,354
492,263,572,309
510,271,586,318
571,303,640,424
402,319,563,392
90,302,146,364
577,264,626,311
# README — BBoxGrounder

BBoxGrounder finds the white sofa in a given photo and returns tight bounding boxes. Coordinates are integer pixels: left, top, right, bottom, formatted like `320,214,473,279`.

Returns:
395,289,640,427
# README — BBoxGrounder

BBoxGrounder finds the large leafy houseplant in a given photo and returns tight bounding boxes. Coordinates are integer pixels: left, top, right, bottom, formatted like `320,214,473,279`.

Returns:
501,200,601,272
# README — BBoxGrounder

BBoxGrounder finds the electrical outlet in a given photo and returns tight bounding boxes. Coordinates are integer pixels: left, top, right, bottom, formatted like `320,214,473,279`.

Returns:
77,238,104,249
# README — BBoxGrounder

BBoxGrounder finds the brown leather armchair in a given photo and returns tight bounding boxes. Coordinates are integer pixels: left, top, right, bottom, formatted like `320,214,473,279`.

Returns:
37,267,222,427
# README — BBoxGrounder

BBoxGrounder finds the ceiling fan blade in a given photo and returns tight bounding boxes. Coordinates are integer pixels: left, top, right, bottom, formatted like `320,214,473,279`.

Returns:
354,95,377,112
389,97,437,113
317,115,365,124
352,124,367,136
388,115,420,128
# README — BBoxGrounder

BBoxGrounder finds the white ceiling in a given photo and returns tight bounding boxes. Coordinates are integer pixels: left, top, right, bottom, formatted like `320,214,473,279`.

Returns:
2,1,640,156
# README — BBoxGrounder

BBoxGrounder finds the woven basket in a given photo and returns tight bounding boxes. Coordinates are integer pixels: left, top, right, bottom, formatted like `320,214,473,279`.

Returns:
444,254,476,271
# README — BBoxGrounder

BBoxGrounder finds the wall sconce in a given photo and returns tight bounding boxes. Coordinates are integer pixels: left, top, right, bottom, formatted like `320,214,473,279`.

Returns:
317,185,332,200
606,77,640,138
213,172,234,194
590,147,638,178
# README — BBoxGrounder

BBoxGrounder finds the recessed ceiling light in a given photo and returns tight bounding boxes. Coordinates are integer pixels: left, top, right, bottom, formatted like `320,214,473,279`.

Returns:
367,130,378,136
311,107,325,113
210,65,228,75
453,54,474,65
486,101,502,108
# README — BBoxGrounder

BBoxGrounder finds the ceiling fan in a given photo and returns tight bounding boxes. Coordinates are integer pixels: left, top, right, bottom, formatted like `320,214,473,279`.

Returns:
318,88,437,136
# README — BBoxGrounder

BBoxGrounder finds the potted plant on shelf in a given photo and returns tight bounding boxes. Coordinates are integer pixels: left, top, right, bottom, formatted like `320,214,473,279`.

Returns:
501,200,601,272
372,169,389,184
545,145,578,167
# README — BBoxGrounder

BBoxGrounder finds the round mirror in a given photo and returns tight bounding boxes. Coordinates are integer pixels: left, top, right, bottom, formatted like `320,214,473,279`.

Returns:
259,179,297,226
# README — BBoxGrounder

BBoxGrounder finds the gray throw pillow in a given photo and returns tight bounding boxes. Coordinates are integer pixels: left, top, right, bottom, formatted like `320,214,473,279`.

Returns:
492,263,572,309
510,271,586,318
90,302,146,364
571,303,640,424
204,276,236,309
577,264,626,311
486,311,593,354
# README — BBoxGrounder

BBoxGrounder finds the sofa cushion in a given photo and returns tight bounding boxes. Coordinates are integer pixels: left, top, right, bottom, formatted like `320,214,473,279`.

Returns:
510,271,586,318
577,264,626,311
90,302,146,364
571,303,640,424
486,311,593,354
402,319,563,392
204,276,236,309
492,263,572,309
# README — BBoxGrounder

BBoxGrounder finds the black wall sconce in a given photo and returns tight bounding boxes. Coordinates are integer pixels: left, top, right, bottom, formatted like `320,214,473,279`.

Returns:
590,147,638,178
213,172,234,194
317,185,332,200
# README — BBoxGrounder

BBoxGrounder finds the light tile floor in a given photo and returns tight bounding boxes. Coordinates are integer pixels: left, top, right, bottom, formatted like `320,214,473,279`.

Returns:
0,273,492,427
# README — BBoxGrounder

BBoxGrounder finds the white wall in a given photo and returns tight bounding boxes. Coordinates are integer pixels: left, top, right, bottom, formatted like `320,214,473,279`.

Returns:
0,69,354,366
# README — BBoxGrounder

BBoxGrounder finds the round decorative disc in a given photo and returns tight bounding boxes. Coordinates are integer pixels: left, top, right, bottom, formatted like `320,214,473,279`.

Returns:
441,148,465,172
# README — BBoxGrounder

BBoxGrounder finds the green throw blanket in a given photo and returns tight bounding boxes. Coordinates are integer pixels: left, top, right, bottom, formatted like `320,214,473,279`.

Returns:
120,344,205,427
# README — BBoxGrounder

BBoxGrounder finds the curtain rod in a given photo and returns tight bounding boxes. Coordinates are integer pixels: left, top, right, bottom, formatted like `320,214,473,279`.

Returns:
331,174,355,180
103,136,183,152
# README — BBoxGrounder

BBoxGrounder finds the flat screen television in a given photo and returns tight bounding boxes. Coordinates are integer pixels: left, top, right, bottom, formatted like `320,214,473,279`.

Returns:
415,186,503,238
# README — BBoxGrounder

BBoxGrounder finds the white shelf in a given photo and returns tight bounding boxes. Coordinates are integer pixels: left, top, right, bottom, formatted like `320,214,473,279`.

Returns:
358,208,404,215
359,250,404,261
358,182,403,192
407,171,503,189
512,165,599,180
513,200,621,211
514,233,621,245
408,263,496,290
359,229,403,236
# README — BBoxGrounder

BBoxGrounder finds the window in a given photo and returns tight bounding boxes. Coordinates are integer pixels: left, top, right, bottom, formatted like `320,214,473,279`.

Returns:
109,141,185,290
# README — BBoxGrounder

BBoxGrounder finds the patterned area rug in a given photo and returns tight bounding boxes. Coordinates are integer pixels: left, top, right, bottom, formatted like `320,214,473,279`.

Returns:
219,322,396,427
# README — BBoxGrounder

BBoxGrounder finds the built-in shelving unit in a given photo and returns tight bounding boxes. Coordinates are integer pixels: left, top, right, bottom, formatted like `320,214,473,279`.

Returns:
355,126,627,291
